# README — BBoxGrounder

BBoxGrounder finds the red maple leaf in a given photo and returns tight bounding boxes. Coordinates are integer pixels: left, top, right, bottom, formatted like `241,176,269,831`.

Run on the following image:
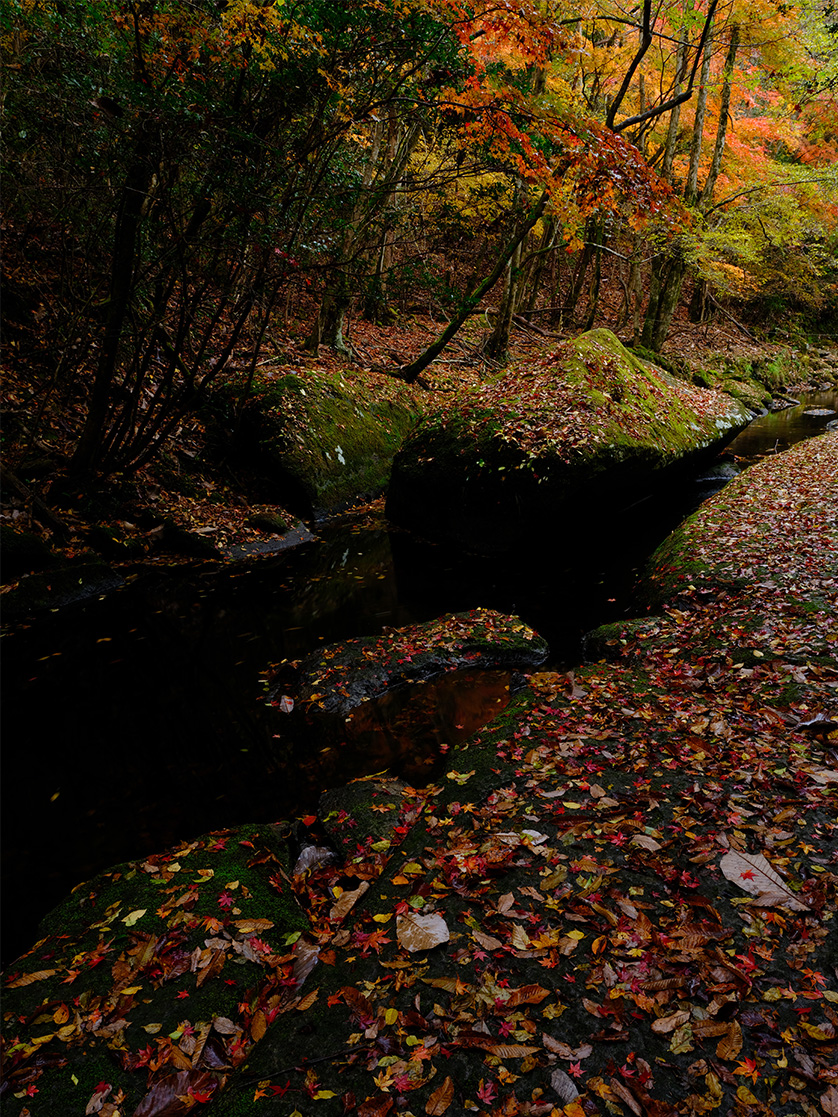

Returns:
476,1079,497,1103
734,1057,759,1082
568,1063,583,1078
739,869,756,880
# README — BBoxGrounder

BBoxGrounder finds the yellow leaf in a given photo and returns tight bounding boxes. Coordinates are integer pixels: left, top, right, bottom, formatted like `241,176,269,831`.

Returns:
296,988,319,1011
566,930,585,941
122,908,147,927
385,1008,399,1025
736,1085,758,1104
373,914,392,923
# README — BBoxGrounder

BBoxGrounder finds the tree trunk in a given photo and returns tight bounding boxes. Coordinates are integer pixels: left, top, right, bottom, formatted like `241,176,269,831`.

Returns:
641,246,686,351
699,24,739,211
484,238,523,362
684,31,714,207
398,189,549,383
661,29,689,183
70,126,158,476
582,220,603,331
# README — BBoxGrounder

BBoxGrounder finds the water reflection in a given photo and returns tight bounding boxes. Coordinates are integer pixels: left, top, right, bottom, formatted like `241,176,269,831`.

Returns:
293,669,512,790
723,390,838,461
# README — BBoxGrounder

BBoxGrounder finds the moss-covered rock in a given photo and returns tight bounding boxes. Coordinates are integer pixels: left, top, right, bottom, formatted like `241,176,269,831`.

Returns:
387,329,751,553
285,609,549,721
1,823,308,1115
205,369,422,520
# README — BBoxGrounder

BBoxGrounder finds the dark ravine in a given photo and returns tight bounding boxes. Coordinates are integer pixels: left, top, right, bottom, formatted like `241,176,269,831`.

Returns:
2,434,835,1116
2,390,836,972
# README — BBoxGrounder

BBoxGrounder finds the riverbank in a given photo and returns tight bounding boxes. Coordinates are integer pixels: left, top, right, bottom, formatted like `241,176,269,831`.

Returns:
3,432,836,1115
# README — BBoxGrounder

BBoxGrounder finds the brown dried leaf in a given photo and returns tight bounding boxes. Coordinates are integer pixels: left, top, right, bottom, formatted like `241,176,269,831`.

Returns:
472,930,503,951
5,968,57,987
716,1020,743,1060
542,1035,593,1060
397,912,449,953
609,1079,642,1116
250,1009,267,1042
503,984,550,1008
330,881,370,922
296,988,319,1012
719,851,809,911
651,1010,691,1035
358,1097,394,1117
551,1069,580,1104
425,1075,454,1115
233,918,275,933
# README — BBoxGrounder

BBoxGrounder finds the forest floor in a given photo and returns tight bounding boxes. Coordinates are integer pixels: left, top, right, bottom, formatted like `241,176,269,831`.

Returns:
0,296,820,578
2,433,836,1117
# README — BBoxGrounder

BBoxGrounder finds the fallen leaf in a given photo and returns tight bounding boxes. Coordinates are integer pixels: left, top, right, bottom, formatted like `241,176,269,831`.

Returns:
716,1020,743,1060
551,1069,580,1103
651,1010,690,1034
397,911,449,952
425,1075,454,1114
719,850,810,911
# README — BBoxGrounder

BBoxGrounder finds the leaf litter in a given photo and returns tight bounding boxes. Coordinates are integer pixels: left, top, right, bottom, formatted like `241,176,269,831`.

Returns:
2,435,837,1115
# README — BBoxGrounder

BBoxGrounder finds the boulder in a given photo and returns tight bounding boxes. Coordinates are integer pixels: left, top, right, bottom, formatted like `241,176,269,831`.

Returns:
284,608,549,722
387,329,751,553
205,369,421,520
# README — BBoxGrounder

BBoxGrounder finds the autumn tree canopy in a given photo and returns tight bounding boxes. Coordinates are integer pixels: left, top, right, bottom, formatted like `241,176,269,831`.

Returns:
2,0,836,474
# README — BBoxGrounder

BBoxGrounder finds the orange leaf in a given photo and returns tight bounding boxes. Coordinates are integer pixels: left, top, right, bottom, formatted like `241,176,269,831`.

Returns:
716,1021,743,1060
251,1009,267,1042
296,988,320,1011
426,1075,454,1115
5,969,57,987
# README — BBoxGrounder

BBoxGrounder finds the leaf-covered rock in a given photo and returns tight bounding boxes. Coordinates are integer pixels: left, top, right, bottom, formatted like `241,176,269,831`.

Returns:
387,329,751,553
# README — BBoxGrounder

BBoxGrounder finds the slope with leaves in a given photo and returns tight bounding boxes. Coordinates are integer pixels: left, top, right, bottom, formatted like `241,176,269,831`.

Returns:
4,435,835,1115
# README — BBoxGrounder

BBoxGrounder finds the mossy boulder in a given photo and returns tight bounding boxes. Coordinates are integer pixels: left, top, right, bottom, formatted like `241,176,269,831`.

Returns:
285,608,549,722
205,369,422,520
641,432,838,647
386,329,751,553
1,823,309,1114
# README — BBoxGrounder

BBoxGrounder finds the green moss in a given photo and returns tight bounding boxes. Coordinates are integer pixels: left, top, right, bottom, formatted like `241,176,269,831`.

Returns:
207,371,422,519
2,824,309,1113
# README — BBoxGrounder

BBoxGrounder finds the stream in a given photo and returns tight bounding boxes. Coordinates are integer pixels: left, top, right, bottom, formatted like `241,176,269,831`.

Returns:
2,391,836,967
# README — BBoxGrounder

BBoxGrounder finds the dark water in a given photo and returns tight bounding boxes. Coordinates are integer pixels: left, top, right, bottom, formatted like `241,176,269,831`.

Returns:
2,390,835,966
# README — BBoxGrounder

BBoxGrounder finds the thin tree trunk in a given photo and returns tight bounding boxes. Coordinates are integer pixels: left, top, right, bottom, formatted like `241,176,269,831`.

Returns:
661,29,689,183
484,238,523,362
398,189,550,383
684,31,714,207
699,24,739,211
582,220,603,330
70,128,157,475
